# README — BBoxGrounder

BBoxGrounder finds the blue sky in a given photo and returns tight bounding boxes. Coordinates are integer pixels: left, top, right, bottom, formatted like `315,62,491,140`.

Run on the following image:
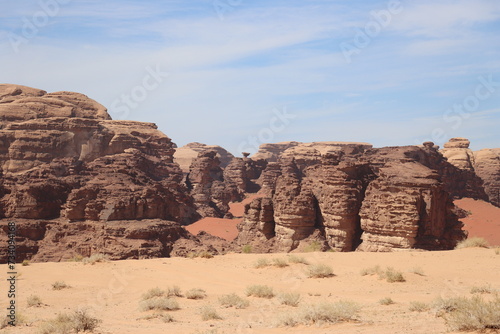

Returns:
1,0,499,154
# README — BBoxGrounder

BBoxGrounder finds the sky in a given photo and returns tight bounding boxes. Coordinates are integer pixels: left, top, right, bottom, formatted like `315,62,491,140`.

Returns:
1,0,499,155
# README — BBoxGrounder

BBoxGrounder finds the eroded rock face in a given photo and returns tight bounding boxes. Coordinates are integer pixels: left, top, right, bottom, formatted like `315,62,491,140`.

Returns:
0,84,204,262
236,144,466,252
473,149,500,207
174,142,234,174
0,219,216,263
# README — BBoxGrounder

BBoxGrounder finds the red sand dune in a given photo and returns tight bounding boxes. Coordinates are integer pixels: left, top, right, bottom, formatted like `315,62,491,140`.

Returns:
185,194,261,241
454,198,500,246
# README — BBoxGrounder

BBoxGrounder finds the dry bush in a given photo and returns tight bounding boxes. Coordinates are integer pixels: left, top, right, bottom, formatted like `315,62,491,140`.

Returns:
303,241,322,252
200,305,222,321
167,285,183,297
379,297,395,305
278,300,360,326
82,253,109,265
140,297,180,311
272,258,289,268
198,251,214,259
27,295,43,307
142,287,165,300
22,259,30,266
308,263,334,278
219,293,250,309
470,284,495,294
360,265,382,276
455,237,490,249
139,313,174,322
38,309,101,334
383,268,406,283
254,258,270,268
52,281,70,290
495,247,500,255
241,245,252,253
185,288,207,300
288,255,309,265
246,285,275,298
278,292,301,307
409,301,430,312
435,295,500,331
1,313,26,329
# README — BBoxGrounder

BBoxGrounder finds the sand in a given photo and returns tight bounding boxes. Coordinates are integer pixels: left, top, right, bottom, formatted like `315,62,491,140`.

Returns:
455,198,500,246
3,248,499,334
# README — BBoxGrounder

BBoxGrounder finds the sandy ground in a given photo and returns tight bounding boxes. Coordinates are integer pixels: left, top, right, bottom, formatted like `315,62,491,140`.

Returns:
455,198,500,246
2,248,499,334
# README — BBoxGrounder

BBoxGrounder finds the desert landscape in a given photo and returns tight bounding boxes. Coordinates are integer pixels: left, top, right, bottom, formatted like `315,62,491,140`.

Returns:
0,84,499,333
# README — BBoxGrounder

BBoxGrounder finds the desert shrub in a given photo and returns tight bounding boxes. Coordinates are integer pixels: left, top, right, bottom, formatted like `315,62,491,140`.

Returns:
410,267,425,276
278,301,360,326
246,285,275,298
470,284,494,294
254,258,270,268
272,258,289,268
198,251,214,259
1,313,26,328
68,255,84,262
52,281,70,290
140,297,180,311
379,297,395,305
241,245,252,254
82,253,109,265
288,255,309,265
360,265,382,276
495,247,500,255
142,287,165,300
187,252,198,259
455,237,490,249
200,305,222,321
308,263,334,278
304,240,322,252
219,293,250,309
435,295,500,331
383,268,406,283
278,292,301,307
139,313,174,322
38,309,100,334
27,295,43,307
167,285,183,297
409,301,430,312
185,288,207,300
22,259,30,266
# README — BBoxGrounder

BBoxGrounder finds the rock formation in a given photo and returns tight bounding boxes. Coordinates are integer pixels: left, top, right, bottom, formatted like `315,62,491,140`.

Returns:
0,84,206,262
473,148,500,207
236,143,466,252
174,142,234,174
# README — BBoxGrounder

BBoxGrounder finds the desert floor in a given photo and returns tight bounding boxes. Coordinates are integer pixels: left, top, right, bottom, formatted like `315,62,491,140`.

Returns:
2,248,499,334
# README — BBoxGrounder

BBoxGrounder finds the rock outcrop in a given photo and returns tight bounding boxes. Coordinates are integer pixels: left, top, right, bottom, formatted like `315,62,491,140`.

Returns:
236,143,466,252
0,84,205,262
174,142,234,174
473,148,500,207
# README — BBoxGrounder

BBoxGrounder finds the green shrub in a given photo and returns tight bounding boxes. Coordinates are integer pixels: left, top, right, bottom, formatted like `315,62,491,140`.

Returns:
241,245,252,254
198,251,214,259
303,241,322,252
22,259,30,266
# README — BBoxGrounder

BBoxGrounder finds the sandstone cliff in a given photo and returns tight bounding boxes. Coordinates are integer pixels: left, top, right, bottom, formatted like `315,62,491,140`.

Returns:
236,143,466,252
